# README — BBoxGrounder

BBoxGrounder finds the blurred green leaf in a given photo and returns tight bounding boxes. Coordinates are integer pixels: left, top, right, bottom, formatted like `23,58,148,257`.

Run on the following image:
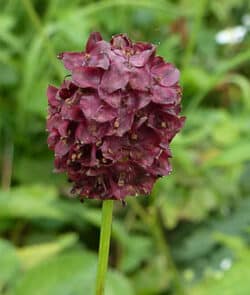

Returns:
0,185,64,220
12,251,134,295
132,255,169,295
0,239,20,291
119,235,153,272
17,233,78,270
190,236,250,295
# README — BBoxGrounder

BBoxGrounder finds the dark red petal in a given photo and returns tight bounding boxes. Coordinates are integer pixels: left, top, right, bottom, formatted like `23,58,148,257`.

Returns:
101,61,129,93
47,85,59,107
110,34,132,49
152,63,180,87
54,140,70,157
58,52,84,70
75,121,109,144
47,130,59,149
135,91,151,109
59,82,78,99
46,113,61,132
107,108,134,137
152,85,177,104
61,104,83,121
129,67,151,91
98,88,122,108
149,151,172,176
57,120,70,137
93,105,117,122
88,53,110,70
130,46,156,67
72,66,102,88
150,56,164,68
101,136,129,161
80,93,101,116
86,32,103,53
54,155,68,172
75,122,94,144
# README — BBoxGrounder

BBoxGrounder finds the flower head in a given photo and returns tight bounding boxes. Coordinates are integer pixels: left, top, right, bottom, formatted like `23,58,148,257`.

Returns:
46,32,185,200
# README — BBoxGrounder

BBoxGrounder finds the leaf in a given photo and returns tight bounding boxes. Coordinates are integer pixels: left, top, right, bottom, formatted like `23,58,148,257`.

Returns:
119,235,153,272
190,237,250,295
206,141,250,167
0,239,20,291
17,233,78,270
132,255,170,295
12,251,134,295
0,185,64,221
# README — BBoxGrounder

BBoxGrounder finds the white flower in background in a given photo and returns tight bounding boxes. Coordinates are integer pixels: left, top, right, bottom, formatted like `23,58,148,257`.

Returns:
220,258,232,271
215,26,247,44
215,14,250,45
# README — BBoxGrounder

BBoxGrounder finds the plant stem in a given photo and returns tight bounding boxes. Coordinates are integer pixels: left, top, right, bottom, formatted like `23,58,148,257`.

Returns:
95,200,114,295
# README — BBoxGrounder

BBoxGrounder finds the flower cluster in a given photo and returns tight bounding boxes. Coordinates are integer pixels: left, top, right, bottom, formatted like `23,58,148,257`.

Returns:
46,32,185,200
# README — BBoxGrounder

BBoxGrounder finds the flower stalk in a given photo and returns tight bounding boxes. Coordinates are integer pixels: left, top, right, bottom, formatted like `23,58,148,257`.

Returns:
95,200,114,295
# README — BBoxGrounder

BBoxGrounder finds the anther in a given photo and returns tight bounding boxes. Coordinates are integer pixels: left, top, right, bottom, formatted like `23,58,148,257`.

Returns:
114,120,119,128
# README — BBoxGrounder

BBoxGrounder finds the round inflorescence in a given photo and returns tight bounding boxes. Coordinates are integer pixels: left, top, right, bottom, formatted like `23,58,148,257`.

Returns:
46,32,185,201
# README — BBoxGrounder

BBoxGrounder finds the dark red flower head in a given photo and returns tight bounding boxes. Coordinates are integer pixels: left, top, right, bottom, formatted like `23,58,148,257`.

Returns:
46,32,185,201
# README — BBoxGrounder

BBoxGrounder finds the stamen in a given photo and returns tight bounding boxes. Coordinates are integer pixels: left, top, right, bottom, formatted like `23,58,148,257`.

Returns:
114,119,119,128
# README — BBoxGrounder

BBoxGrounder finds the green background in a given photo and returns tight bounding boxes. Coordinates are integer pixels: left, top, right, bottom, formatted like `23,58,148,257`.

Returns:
0,0,250,294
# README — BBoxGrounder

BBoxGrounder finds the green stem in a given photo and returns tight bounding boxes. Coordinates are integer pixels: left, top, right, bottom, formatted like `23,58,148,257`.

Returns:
95,200,114,295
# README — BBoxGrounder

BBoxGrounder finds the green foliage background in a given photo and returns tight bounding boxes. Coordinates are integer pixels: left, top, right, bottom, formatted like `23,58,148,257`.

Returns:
0,0,250,294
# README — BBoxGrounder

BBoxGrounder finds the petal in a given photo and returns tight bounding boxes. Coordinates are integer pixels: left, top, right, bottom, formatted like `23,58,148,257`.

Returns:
86,32,103,52
110,34,132,49
135,91,151,109
79,94,101,119
54,140,70,157
107,108,134,137
54,155,67,172
101,136,129,161
149,151,172,176
80,94,117,122
61,104,83,121
75,121,109,143
72,66,102,88
152,63,180,86
130,46,156,67
47,85,59,107
88,53,110,70
58,82,78,99
75,122,95,144
152,85,177,104
46,113,61,132
58,52,84,70
101,61,129,93
57,120,70,137
129,67,151,91
99,88,122,108
47,130,59,149
93,105,117,122
150,56,164,68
